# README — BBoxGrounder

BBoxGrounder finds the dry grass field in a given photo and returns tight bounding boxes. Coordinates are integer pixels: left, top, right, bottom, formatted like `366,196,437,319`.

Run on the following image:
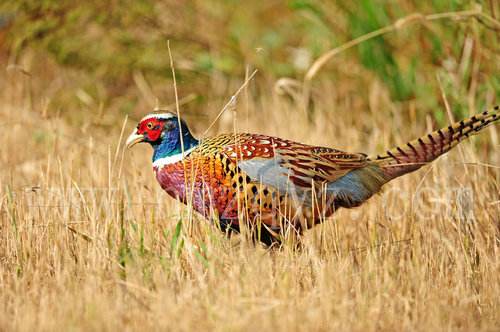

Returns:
1,1,500,331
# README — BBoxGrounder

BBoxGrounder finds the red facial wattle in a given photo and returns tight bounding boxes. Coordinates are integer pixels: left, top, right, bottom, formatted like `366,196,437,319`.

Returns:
137,118,164,142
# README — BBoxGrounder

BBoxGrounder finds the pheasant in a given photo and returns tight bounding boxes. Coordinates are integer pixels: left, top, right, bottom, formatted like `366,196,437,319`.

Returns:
126,107,499,245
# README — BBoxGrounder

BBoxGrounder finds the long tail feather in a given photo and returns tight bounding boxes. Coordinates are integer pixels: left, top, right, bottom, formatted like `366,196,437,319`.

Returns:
372,106,499,180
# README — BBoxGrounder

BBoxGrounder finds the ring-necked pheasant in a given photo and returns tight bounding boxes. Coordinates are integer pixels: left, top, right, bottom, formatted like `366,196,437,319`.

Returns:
126,107,499,245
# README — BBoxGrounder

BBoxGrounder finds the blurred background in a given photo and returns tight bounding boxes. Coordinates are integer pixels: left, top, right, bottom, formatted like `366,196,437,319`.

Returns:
1,0,498,130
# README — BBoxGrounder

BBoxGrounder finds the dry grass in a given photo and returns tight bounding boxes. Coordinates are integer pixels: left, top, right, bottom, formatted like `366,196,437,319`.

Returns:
1,7,500,328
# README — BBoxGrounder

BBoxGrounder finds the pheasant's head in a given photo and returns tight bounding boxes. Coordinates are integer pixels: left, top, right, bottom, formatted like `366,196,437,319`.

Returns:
126,112,198,163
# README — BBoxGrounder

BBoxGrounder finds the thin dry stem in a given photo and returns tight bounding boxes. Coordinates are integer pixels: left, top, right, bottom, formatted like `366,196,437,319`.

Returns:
202,69,258,137
298,7,500,110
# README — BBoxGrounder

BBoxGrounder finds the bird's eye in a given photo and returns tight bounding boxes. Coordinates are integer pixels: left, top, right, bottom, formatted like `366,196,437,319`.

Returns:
146,122,154,130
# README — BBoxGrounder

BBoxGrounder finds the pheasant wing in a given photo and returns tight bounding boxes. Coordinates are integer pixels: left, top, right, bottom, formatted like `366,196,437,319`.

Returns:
218,134,368,191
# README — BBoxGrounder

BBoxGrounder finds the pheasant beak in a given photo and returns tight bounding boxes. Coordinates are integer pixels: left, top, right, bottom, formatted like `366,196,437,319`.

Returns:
125,131,145,149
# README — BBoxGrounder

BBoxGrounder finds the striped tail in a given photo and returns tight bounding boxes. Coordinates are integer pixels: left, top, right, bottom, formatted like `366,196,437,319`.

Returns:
372,106,499,180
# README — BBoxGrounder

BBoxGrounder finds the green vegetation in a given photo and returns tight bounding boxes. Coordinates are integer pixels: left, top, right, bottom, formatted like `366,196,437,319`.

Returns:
2,0,498,121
